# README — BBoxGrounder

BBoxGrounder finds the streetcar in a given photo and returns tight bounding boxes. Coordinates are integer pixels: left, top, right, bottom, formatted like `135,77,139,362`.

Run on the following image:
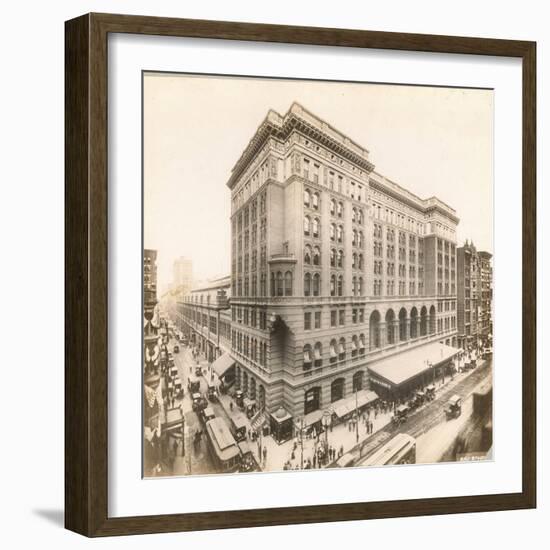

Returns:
359,433,416,467
205,417,242,473
229,411,248,442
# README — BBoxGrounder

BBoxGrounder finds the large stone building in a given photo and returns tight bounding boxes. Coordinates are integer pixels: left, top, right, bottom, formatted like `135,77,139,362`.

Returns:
224,102,459,425
457,241,493,349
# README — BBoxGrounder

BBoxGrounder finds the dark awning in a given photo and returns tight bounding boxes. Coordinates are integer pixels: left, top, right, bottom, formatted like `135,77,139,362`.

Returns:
211,352,235,378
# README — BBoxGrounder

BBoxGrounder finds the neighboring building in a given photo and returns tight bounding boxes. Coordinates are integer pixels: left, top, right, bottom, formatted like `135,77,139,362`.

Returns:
143,249,160,377
180,276,232,364
225,102,459,426
457,241,493,349
478,251,493,340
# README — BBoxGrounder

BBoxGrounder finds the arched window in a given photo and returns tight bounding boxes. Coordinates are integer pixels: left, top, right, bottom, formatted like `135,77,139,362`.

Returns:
337,275,344,296
352,229,357,246
313,273,321,296
358,231,363,248
331,378,345,403
337,225,343,243
303,344,312,372
399,308,408,341
312,217,320,238
358,277,363,296
351,335,358,357
312,192,319,210
352,253,357,269
338,249,344,268
358,254,363,269
284,271,293,296
330,274,336,297
338,337,346,360
304,215,310,236
410,307,419,339
329,339,337,363
303,189,310,207
314,342,322,367
352,276,357,296
369,310,381,349
313,246,320,266
352,208,357,223
330,199,336,216
304,245,311,265
337,202,343,217
276,272,283,296
330,248,336,267
330,223,335,241
359,334,366,354
386,309,395,344
358,210,363,224
304,273,311,296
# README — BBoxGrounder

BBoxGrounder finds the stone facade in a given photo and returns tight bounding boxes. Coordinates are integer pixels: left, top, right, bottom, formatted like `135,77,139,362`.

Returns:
224,102,459,420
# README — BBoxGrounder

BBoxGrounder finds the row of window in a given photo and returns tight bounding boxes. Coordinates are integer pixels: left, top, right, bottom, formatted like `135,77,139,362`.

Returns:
232,330,268,367
303,335,367,371
304,307,366,331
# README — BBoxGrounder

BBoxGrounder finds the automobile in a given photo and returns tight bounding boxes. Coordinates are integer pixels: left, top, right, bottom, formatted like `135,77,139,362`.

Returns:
392,405,409,426
425,385,436,401
200,406,216,424
235,390,244,409
192,392,208,412
173,344,179,354
445,395,462,419
187,375,201,393
207,383,218,402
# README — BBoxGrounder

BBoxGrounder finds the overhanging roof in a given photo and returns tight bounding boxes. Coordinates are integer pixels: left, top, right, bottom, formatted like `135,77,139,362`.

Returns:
212,352,235,378
368,342,459,388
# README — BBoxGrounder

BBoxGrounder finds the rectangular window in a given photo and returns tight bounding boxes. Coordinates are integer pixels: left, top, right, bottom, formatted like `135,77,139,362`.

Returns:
339,310,345,326
304,312,311,330
352,309,357,324
314,311,321,329
331,310,337,327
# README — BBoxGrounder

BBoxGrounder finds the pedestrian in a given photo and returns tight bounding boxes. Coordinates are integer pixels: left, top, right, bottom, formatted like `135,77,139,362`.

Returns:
230,401,233,411
263,446,267,461
313,453,317,468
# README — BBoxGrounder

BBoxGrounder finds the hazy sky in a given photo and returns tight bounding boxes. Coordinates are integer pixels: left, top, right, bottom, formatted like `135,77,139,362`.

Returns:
144,73,493,289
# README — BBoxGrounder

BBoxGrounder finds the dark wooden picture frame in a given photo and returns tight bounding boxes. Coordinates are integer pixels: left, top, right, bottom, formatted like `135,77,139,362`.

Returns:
65,12,536,537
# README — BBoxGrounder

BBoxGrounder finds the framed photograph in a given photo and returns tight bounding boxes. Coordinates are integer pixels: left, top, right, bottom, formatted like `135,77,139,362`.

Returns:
65,13,536,536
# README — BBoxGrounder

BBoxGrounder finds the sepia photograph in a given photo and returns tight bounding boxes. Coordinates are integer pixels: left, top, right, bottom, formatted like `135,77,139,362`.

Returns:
142,73,494,478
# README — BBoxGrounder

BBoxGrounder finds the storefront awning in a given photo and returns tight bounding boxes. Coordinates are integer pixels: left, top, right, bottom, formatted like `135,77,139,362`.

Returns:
333,390,379,418
303,409,324,427
368,341,459,389
211,352,235,378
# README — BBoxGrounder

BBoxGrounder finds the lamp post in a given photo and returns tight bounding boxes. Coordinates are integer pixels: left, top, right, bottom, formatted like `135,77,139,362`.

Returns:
322,410,332,463
294,417,305,470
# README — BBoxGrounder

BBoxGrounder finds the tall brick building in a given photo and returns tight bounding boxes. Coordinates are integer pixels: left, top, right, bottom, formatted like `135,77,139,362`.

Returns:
220,102,459,427
457,241,493,349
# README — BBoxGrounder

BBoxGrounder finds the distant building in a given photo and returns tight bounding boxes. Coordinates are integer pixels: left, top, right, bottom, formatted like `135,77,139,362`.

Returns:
457,241,493,349
173,256,193,293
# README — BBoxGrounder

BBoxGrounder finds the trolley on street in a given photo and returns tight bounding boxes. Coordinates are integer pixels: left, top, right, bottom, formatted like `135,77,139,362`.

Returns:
205,417,242,473
360,433,416,466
